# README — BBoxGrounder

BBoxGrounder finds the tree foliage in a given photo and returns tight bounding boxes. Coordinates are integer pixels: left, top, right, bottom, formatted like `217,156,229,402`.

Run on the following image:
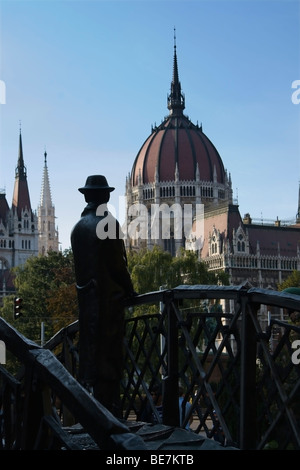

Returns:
0,249,78,345
278,270,300,291
127,245,228,294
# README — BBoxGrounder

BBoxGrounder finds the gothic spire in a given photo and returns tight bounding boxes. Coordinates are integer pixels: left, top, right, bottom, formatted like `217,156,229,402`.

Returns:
12,129,31,216
167,28,185,115
38,150,59,254
40,151,53,209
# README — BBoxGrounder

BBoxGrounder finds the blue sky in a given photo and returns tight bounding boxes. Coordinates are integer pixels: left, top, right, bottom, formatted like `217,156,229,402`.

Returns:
0,0,299,251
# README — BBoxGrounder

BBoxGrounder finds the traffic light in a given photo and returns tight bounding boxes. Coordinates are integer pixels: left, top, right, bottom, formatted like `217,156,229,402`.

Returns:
14,297,23,319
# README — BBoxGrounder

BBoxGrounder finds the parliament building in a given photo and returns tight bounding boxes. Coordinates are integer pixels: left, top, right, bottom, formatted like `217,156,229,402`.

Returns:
125,40,300,292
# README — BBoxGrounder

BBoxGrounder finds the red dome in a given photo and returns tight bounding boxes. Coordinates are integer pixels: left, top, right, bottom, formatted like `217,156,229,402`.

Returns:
131,114,226,186
131,44,226,187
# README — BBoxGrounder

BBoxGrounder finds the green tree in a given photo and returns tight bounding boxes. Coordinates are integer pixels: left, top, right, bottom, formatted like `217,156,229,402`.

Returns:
0,249,78,345
128,246,173,294
126,245,228,316
278,270,300,291
127,245,228,294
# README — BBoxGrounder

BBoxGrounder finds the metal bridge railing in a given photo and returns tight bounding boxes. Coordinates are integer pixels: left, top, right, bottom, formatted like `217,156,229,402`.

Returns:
121,285,300,449
1,285,300,449
0,316,146,450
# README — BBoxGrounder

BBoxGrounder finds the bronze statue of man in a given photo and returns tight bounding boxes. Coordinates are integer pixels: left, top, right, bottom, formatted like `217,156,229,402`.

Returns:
71,175,135,416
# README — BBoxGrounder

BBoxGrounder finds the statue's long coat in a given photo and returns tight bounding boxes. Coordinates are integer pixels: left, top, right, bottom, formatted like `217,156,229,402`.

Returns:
71,202,134,389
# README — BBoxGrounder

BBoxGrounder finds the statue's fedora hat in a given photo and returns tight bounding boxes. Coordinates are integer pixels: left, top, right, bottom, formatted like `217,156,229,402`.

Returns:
78,175,115,193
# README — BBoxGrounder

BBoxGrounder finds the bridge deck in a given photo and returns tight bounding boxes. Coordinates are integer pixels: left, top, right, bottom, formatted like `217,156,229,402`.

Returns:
61,421,238,451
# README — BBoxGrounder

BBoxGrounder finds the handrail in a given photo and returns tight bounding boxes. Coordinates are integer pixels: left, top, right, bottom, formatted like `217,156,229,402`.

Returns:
0,316,146,450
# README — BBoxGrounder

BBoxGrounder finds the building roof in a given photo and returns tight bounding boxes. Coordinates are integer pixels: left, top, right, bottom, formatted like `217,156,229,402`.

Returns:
201,204,300,259
201,204,242,257
130,43,226,187
246,223,300,257
11,132,32,218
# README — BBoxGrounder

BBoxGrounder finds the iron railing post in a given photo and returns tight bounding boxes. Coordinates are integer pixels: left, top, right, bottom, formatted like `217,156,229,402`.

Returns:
240,293,257,449
162,291,179,426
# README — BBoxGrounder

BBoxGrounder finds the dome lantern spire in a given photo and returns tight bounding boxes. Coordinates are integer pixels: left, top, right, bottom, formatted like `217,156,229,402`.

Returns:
167,28,185,116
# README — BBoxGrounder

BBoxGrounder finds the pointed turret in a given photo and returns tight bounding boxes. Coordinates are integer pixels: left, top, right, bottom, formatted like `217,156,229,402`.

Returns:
37,150,59,254
11,130,32,218
40,151,53,209
7,129,39,266
167,29,185,116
